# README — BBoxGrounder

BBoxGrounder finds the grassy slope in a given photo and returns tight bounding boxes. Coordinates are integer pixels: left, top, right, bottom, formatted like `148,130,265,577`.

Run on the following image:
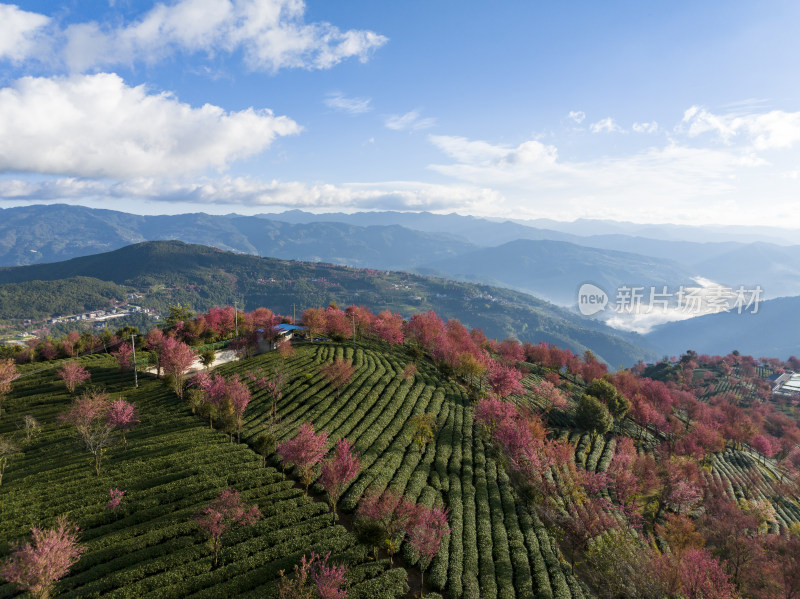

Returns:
0,355,407,599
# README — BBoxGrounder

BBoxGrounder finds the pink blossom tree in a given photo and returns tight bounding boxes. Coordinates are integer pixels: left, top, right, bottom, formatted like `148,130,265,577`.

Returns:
0,358,20,419
247,368,286,426
530,379,568,413
277,423,329,493
0,515,85,599
302,307,327,342
145,327,165,376
749,433,776,464
57,361,91,394
195,488,262,569
226,375,251,443
406,504,450,593
105,398,139,449
106,488,126,510
486,361,524,398
320,359,355,398
370,310,404,346
59,390,115,475
278,551,348,599
160,337,197,399
357,489,416,564
474,396,517,438
320,438,360,520
112,342,134,371
311,552,348,599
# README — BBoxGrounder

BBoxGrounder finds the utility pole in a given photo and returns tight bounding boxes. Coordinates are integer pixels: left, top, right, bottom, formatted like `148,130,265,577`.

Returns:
293,303,296,324
234,299,238,338
350,312,356,351
130,334,138,388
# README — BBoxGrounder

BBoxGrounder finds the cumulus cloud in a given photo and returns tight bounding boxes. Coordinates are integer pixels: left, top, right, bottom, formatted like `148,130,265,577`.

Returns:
385,110,436,131
589,117,624,133
428,136,558,183
0,4,50,63
683,105,800,150
567,110,585,124
324,92,372,114
0,0,387,73
0,73,300,178
632,121,658,133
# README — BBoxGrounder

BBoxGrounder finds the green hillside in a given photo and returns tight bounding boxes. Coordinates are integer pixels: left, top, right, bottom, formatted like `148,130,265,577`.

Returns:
0,241,656,367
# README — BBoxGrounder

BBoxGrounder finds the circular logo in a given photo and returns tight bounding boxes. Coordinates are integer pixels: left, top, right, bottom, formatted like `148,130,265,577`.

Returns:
577,283,608,316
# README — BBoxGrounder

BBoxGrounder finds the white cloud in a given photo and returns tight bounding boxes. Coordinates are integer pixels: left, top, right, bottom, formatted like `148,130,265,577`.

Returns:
1,0,387,73
567,110,585,124
324,92,372,115
589,117,624,133
0,175,502,213
0,73,300,178
683,105,800,150
385,110,436,131
632,121,658,133
0,4,50,63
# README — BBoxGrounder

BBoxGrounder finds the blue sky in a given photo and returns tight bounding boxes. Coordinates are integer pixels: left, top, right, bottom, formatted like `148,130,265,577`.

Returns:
2,0,800,225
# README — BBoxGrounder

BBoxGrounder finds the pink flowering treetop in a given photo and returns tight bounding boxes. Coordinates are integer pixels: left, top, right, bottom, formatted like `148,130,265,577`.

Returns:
486,361,524,398
319,359,355,398
57,361,90,394
0,358,20,418
406,504,450,592
357,489,416,564
112,342,134,371
195,488,261,569
160,337,197,399
278,551,348,599
530,379,568,413
226,375,251,443
370,310,405,346
0,514,85,599
277,423,329,493
105,398,139,449
320,438,360,520
59,390,115,475
475,396,517,438
106,488,126,510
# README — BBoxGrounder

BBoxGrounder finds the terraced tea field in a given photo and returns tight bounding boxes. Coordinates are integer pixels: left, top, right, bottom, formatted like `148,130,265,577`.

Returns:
0,355,407,599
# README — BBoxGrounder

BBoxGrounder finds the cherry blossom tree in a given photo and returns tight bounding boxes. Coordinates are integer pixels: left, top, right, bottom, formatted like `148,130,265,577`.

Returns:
302,307,327,341
0,436,19,487
145,327,165,376
195,488,261,569
486,361,524,398
112,342,134,371
750,434,776,464
475,396,517,438
406,504,450,593
0,515,85,599
497,338,525,365
277,423,329,493
105,398,139,449
320,438,360,520
370,310,404,346
530,379,568,413
0,358,20,418
278,551,348,599
226,375,251,443
311,552,348,599
160,337,197,399
57,361,90,394
106,488,126,511
357,489,416,564
59,390,115,475
319,359,355,398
